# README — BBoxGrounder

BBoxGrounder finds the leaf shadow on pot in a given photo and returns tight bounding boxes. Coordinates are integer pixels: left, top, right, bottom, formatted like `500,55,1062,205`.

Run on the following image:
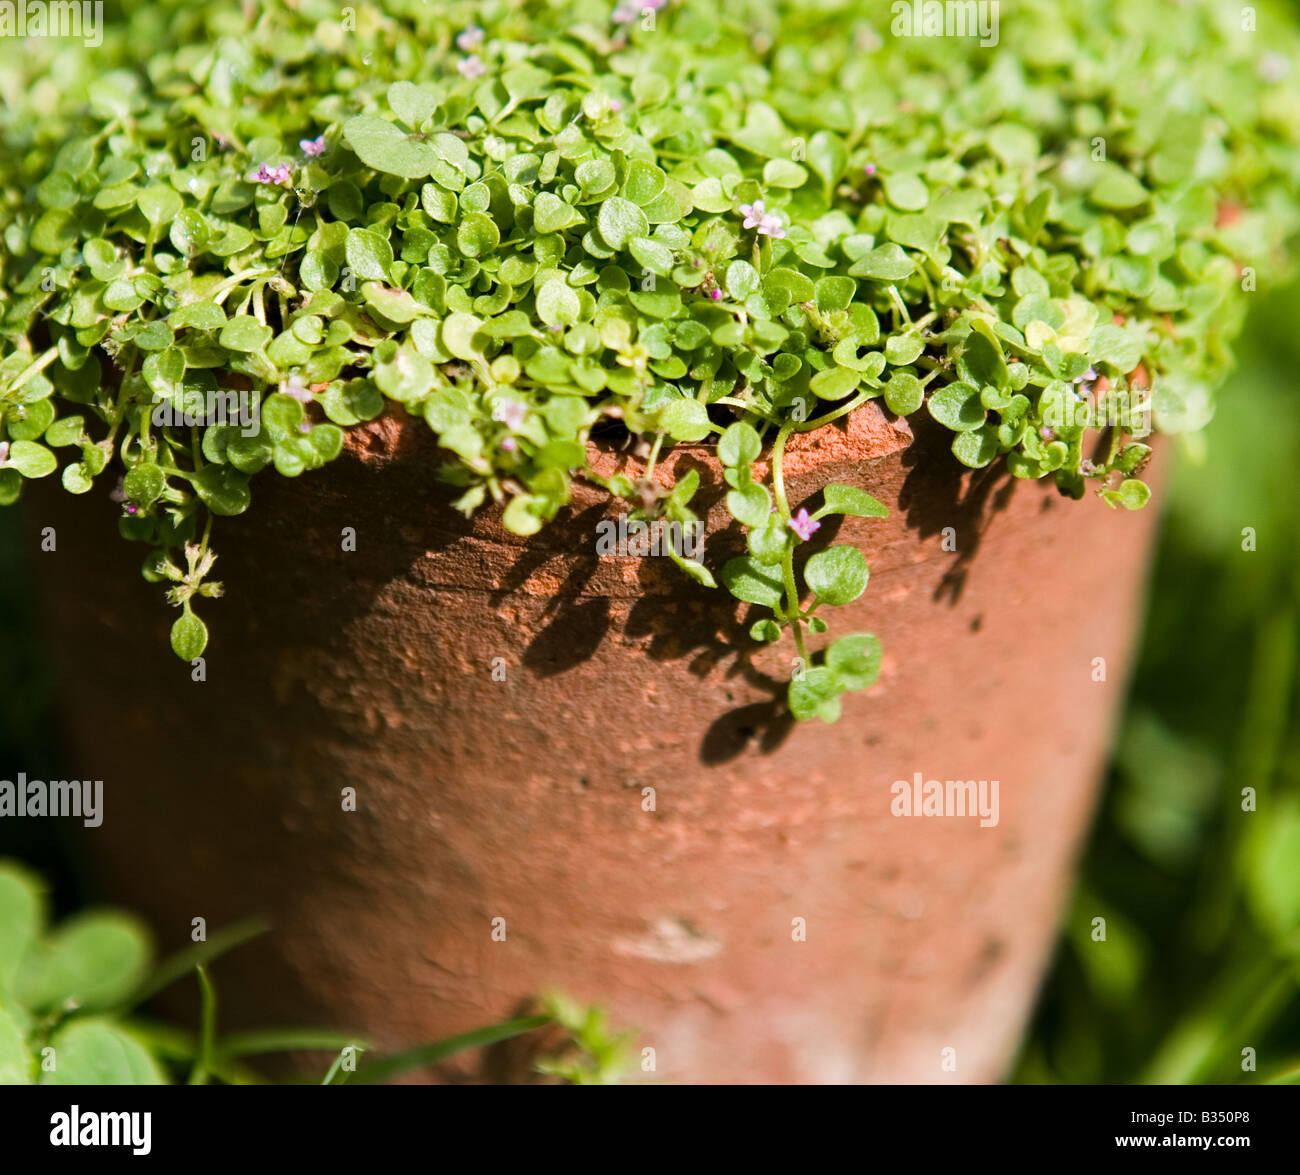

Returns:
502,502,614,677
897,415,1018,605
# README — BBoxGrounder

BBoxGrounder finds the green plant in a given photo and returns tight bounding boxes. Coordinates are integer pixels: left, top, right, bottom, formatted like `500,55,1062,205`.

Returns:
0,859,560,1085
1,0,1297,719
535,991,638,1083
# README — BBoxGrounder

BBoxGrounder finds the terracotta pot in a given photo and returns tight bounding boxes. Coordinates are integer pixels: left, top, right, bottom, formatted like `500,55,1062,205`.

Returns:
28,404,1161,1083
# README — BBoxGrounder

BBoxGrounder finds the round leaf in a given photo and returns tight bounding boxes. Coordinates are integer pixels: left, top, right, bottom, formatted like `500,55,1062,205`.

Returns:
804,544,869,606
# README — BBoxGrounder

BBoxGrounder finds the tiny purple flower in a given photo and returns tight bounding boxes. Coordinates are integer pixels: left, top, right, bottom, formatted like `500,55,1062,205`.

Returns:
300,135,326,157
457,56,487,79
758,210,787,239
283,374,313,404
124,503,139,516
501,436,518,452
254,162,292,186
739,200,768,230
738,199,787,239
456,25,485,51
863,162,878,177
709,288,723,301
788,508,821,543
298,420,312,435
492,399,527,430
609,98,622,113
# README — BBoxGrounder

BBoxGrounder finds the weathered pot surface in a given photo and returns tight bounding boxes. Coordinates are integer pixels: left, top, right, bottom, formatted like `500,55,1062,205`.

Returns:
30,403,1161,1083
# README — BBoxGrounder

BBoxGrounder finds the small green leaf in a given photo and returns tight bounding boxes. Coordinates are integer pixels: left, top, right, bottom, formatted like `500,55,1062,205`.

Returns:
0,862,44,996
810,366,860,401
726,260,759,300
1101,477,1152,510
807,130,848,199
804,544,869,606
927,381,985,432
848,243,914,281
343,113,437,179
193,465,252,516
535,278,580,326
826,632,883,691
533,191,582,234
5,441,57,478
726,481,771,528
123,463,165,506
137,185,182,227
718,422,762,467
597,197,649,251
457,212,500,257
789,667,842,722
19,911,151,1012
659,398,711,442
952,424,1001,468
818,484,888,519
503,494,544,536
720,556,785,608
218,316,271,353
747,513,789,565
345,228,394,281
41,1020,166,1086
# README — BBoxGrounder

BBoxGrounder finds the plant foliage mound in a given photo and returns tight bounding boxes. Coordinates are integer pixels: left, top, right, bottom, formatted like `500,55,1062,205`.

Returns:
1,0,1297,720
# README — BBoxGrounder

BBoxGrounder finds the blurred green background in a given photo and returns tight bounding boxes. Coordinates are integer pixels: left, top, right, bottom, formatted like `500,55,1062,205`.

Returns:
2,279,1298,1084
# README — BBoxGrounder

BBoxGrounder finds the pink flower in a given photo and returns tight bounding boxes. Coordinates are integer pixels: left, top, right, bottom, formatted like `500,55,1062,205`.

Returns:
863,162,878,177
457,56,487,79
0,441,9,465
788,508,820,542
253,162,292,186
738,199,787,239
739,200,769,230
709,288,722,300
300,135,326,157
492,399,527,430
283,374,313,404
456,25,484,50
501,436,518,452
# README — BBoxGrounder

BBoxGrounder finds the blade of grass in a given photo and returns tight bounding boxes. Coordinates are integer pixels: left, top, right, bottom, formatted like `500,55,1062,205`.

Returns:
352,1014,550,1085
187,964,217,1086
216,1028,367,1058
129,916,269,1008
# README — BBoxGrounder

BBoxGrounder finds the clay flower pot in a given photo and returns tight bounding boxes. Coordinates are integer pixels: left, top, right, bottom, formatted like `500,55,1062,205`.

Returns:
30,404,1161,1083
